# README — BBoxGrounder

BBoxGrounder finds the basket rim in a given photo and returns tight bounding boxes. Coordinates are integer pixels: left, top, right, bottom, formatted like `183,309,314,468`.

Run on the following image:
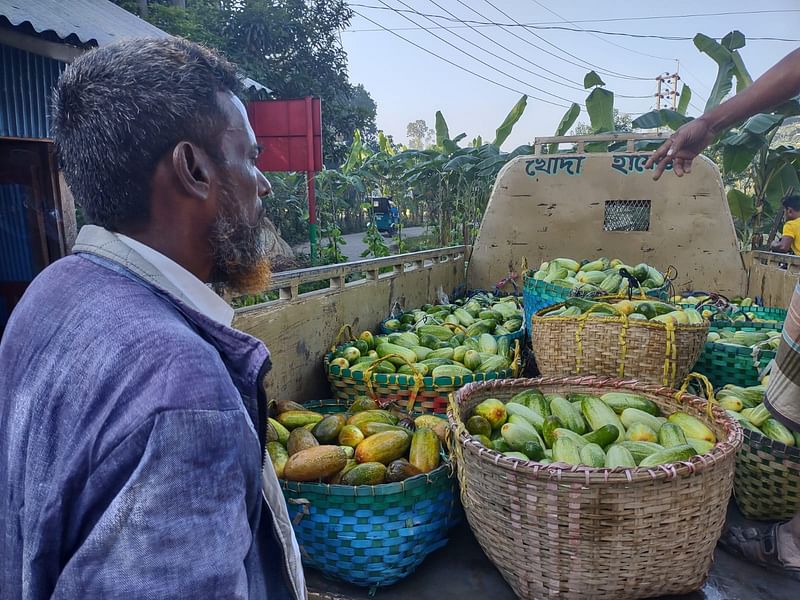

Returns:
523,272,671,295
531,299,709,332
448,375,743,483
280,459,453,496
742,426,800,459
378,317,525,340
703,340,777,358
324,349,516,388
279,397,454,495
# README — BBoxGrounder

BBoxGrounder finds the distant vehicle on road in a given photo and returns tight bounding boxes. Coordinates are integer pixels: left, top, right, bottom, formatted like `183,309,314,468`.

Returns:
369,196,399,236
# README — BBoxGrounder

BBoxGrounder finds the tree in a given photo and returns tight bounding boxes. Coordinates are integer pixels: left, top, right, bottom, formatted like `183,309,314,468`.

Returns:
406,119,434,149
111,0,377,166
572,110,633,135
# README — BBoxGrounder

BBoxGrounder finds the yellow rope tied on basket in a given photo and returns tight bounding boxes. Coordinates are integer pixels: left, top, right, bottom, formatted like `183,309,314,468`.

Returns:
330,323,355,353
676,372,716,420
617,312,630,378
447,392,470,506
363,354,424,412
520,256,528,273
511,339,522,376
662,320,677,386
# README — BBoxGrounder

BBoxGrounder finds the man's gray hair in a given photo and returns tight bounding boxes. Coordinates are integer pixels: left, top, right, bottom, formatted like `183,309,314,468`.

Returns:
52,37,242,230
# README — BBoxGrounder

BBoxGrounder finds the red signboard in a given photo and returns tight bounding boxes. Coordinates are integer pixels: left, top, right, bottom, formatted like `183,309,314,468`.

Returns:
246,97,322,172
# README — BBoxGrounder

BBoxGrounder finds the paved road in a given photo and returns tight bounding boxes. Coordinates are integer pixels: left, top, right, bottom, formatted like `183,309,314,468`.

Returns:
292,226,427,262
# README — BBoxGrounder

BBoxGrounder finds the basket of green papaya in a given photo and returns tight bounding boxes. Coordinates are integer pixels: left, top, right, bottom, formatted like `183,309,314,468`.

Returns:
380,292,524,342
325,326,520,415
717,381,800,520
523,257,672,333
447,375,742,600
692,328,779,389
268,398,459,590
531,296,708,388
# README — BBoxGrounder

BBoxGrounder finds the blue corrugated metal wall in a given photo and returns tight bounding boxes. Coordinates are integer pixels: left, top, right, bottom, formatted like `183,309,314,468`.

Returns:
0,184,35,282
0,43,66,139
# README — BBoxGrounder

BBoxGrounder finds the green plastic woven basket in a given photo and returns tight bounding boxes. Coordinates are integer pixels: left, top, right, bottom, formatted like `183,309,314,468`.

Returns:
280,399,460,589
734,427,800,520
692,340,775,389
325,350,518,415
678,300,787,325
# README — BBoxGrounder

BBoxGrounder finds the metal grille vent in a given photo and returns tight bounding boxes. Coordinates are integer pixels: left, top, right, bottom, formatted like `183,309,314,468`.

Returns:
603,200,651,232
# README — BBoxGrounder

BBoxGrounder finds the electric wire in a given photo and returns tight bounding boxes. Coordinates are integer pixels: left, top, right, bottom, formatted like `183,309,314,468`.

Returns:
351,9,572,108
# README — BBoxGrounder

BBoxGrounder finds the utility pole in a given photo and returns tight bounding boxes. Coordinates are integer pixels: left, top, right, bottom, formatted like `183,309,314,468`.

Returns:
655,69,681,110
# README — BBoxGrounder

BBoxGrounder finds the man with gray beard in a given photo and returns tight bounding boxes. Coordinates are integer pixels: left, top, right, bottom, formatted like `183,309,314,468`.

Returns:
0,38,306,599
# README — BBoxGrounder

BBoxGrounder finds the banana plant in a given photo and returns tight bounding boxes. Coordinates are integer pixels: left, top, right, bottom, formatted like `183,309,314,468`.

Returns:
633,31,799,248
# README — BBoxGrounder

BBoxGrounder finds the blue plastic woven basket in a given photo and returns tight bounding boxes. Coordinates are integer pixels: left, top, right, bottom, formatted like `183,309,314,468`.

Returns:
522,272,671,333
281,399,460,589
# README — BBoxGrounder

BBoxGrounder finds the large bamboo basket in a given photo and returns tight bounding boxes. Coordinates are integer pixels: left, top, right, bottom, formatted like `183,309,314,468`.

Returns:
448,376,742,600
530,300,708,387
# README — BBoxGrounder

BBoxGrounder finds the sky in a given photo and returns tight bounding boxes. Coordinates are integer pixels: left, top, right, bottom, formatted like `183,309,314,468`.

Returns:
340,0,800,150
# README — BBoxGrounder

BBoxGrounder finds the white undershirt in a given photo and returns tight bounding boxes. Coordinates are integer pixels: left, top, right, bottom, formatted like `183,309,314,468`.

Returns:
115,233,235,327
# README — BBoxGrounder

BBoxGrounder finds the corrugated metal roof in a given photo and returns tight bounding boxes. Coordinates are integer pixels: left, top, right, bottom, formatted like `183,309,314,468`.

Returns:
0,0,168,47
0,0,271,93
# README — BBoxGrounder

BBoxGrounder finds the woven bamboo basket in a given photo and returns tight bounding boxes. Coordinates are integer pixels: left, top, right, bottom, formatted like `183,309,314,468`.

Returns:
448,376,742,600
530,300,709,388
692,340,775,389
280,399,459,589
734,427,800,520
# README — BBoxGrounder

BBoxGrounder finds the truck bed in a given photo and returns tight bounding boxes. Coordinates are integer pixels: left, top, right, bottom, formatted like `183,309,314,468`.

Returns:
306,502,799,600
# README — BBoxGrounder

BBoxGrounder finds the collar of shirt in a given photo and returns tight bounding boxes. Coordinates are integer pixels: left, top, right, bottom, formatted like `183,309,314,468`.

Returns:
114,233,235,327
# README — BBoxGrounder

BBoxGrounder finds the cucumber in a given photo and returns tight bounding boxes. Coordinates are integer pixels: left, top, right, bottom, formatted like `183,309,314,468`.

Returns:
604,445,636,468
625,422,658,443
521,440,545,461
552,437,582,465
579,443,606,467
388,331,420,349
507,416,546,448
542,415,564,448
667,412,716,443
761,419,796,446
478,333,498,354
505,402,545,433
503,451,530,461
510,389,550,417
687,438,715,455
552,427,589,450
376,342,418,366
581,397,625,442
431,364,473,379
619,441,665,463
600,392,660,416
550,396,587,434
427,347,455,361
478,355,510,373
620,408,665,433
638,444,696,467
581,424,619,449
420,357,454,368
466,415,492,437
501,422,542,451
411,345,433,361
657,422,688,448
492,438,511,453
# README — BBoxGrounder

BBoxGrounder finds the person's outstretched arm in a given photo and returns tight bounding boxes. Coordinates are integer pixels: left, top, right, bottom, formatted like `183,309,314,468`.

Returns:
646,47,800,180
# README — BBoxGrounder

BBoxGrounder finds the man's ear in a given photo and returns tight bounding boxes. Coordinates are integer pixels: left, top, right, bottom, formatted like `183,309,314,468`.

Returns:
172,142,213,200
